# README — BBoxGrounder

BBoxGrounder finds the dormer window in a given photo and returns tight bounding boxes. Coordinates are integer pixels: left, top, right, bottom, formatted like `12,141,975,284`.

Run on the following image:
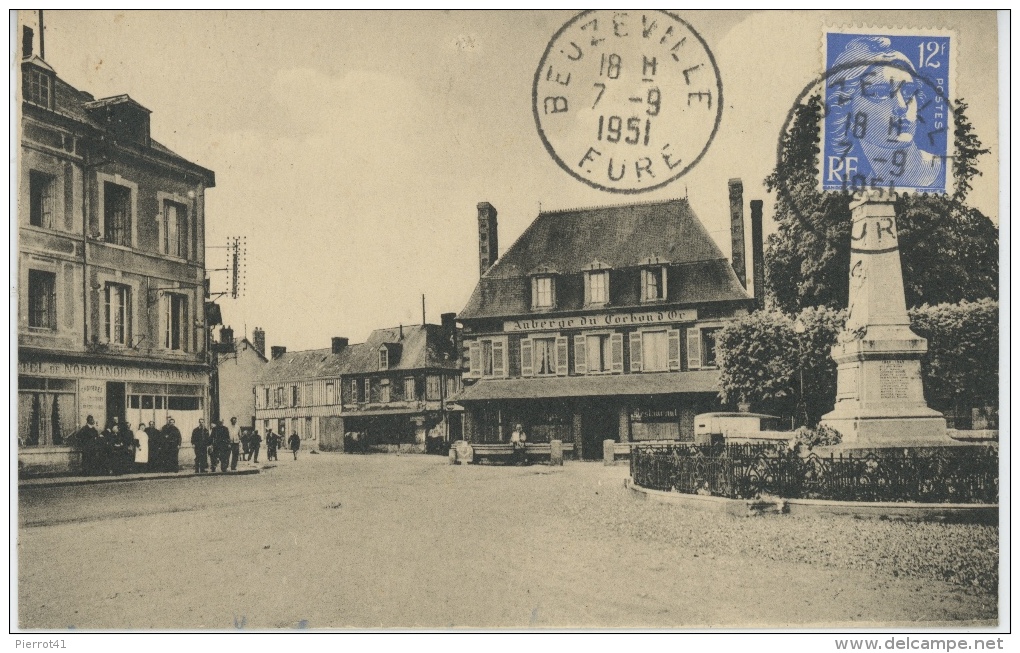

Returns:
586,270,609,305
532,275,556,310
23,65,53,110
641,266,667,302
379,347,389,370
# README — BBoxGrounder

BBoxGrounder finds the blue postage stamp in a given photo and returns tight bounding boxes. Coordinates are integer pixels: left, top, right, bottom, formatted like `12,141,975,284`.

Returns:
821,29,953,194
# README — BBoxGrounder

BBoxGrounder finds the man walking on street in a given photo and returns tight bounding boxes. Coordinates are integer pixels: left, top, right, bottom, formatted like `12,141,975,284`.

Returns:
211,420,231,473
162,417,182,472
265,427,278,461
288,430,301,460
191,419,211,473
227,416,242,471
249,429,262,464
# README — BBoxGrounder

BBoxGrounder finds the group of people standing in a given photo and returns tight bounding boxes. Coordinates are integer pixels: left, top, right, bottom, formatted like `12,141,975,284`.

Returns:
189,417,301,473
75,415,183,476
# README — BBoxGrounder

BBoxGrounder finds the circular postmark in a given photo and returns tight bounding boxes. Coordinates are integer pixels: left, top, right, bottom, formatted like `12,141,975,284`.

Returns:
533,10,723,193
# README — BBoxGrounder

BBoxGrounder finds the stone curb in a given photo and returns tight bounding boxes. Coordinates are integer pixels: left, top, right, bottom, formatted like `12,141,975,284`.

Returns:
624,478,998,522
19,467,261,489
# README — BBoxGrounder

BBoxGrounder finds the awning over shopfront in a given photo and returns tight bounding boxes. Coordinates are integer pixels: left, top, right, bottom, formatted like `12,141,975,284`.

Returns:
455,371,721,402
344,407,442,418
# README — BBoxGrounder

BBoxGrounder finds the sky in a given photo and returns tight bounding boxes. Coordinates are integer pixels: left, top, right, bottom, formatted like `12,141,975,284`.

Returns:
17,10,1001,352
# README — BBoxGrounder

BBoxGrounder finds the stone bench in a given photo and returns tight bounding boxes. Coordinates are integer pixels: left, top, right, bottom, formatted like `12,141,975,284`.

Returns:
460,441,574,465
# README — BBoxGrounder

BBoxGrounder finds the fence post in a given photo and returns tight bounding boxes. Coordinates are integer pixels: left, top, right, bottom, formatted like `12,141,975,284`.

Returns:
549,439,564,466
603,439,616,466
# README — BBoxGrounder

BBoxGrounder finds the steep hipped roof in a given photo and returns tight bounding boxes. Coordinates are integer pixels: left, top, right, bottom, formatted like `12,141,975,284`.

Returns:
484,198,723,277
459,198,750,320
254,324,459,385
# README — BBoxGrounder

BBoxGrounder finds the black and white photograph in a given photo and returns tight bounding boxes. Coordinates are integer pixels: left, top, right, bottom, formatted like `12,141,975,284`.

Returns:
11,9,1006,643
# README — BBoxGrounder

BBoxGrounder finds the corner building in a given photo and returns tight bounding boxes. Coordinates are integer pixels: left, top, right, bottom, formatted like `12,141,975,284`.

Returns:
456,190,760,459
17,33,214,474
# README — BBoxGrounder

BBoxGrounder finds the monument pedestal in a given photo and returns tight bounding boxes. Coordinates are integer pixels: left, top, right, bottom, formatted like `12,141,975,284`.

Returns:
819,196,950,448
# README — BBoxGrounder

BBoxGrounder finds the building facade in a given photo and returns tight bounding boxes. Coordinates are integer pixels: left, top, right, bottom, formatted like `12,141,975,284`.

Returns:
17,30,215,474
211,326,268,428
253,320,462,453
456,187,762,460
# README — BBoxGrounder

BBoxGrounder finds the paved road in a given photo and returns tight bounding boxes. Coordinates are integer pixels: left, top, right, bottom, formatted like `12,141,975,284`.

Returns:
17,453,997,629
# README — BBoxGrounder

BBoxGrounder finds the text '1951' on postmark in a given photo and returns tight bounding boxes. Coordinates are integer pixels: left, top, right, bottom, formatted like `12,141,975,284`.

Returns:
533,10,723,194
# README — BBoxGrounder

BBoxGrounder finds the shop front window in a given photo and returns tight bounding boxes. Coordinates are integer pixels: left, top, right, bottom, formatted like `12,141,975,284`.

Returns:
17,376,76,447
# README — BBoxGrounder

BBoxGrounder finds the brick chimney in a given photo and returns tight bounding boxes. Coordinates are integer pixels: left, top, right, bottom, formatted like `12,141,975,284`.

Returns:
22,26,33,58
332,337,349,354
271,346,287,360
728,179,747,289
219,326,234,345
477,202,499,276
252,327,265,356
750,199,765,310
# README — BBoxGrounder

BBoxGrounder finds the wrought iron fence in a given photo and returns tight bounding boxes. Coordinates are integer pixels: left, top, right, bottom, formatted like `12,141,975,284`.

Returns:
631,444,998,504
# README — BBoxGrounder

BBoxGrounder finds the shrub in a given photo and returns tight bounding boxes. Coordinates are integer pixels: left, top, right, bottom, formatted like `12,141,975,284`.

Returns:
909,299,998,427
716,306,843,425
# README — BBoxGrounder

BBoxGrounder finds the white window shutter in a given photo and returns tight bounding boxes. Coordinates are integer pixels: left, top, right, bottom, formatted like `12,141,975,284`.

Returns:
467,342,479,377
555,336,568,376
629,331,643,373
661,266,668,299
610,333,624,373
520,338,533,377
531,278,538,309
573,335,587,375
668,329,682,371
687,328,702,369
492,339,505,377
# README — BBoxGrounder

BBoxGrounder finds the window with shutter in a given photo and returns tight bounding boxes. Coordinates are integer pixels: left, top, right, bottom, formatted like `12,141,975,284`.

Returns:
687,329,702,369
492,339,506,377
555,336,568,376
610,333,624,373
573,335,587,374
468,341,481,377
520,338,534,377
668,329,682,371
629,331,643,372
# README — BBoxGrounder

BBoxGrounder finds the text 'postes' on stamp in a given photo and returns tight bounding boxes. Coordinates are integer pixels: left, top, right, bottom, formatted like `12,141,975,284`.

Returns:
533,10,723,194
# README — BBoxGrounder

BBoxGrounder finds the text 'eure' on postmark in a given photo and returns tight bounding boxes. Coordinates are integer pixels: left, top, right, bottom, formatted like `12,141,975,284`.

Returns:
533,10,723,194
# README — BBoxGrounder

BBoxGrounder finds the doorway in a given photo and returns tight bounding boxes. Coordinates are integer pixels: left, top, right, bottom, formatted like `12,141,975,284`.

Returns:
106,382,125,428
581,401,618,460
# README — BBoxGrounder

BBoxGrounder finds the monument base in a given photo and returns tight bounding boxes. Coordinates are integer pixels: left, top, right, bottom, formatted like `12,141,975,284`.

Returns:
820,411,956,449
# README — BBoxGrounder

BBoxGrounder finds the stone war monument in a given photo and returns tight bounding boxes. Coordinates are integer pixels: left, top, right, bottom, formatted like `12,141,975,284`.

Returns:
819,195,952,447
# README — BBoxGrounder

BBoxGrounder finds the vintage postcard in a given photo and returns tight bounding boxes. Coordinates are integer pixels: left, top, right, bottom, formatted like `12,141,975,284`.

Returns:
12,9,1004,641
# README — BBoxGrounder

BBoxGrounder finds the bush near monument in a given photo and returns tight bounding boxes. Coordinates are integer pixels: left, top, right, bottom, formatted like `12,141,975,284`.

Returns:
716,306,843,426
716,301,998,428
909,299,999,428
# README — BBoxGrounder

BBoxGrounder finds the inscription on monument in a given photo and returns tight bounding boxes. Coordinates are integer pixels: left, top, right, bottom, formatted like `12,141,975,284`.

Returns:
879,361,911,399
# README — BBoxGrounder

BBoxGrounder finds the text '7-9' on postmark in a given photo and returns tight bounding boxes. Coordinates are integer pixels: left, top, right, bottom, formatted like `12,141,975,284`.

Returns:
821,28,955,195
533,10,723,194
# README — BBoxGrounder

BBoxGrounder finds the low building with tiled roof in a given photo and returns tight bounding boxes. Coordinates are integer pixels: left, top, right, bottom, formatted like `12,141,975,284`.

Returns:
455,183,765,459
253,319,463,453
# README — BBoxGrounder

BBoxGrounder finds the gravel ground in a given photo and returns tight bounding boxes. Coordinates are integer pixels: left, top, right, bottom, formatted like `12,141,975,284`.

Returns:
17,454,998,629
560,475,999,595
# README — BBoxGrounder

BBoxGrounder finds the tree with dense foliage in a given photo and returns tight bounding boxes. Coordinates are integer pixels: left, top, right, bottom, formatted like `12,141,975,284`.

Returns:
717,301,998,429
764,97,998,314
909,298,999,427
716,306,843,426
